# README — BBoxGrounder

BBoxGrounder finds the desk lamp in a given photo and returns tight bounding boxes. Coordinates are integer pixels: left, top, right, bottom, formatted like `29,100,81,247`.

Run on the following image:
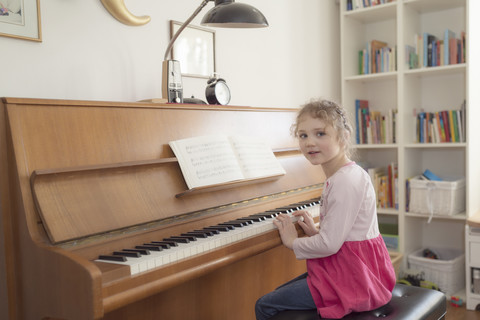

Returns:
162,0,268,103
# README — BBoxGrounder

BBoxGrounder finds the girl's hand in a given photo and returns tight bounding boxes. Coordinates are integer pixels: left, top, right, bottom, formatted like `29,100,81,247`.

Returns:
293,210,318,237
273,214,298,249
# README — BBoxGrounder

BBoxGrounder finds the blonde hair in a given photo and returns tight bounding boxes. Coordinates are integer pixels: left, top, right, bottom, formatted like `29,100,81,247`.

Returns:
291,99,355,159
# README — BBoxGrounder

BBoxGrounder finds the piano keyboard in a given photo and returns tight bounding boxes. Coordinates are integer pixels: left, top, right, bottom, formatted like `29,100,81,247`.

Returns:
96,199,320,275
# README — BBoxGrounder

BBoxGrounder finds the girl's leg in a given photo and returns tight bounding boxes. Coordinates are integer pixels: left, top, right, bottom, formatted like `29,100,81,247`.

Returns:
255,273,316,320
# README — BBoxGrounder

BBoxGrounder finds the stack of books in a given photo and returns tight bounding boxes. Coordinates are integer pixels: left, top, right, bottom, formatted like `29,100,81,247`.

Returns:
414,101,466,143
362,163,398,209
406,29,466,69
355,99,397,144
359,40,397,75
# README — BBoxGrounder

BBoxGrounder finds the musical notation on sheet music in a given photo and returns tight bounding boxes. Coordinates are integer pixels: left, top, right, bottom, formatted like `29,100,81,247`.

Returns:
96,199,321,275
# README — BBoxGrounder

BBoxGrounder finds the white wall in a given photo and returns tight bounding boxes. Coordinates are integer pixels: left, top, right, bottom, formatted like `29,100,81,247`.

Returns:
0,2,340,318
0,0,341,109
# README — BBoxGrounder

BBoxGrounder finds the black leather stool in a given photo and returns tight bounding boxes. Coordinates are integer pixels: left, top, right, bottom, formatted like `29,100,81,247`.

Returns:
269,284,446,320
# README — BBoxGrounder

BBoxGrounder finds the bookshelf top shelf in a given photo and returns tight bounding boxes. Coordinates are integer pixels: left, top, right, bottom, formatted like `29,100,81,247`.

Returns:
404,143,466,149
344,2,397,22
345,72,397,83
404,64,466,77
405,212,466,221
354,144,397,150
403,0,465,14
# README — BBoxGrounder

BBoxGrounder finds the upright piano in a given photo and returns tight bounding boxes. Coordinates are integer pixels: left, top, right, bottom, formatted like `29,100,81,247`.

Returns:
0,98,325,320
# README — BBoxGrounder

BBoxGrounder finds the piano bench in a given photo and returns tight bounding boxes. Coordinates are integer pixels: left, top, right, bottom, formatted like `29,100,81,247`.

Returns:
269,284,447,320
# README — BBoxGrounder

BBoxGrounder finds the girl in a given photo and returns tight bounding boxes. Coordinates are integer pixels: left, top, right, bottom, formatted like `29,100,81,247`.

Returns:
255,99,396,319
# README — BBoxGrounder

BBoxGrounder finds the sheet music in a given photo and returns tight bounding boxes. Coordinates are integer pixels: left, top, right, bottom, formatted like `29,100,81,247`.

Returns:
170,135,244,189
230,135,286,179
169,135,285,190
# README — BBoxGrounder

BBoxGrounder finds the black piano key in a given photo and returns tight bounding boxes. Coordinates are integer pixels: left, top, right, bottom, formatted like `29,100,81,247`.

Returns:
298,200,315,205
113,251,141,258
235,218,255,224
155,240,179,247
250,212,276,219
198,228,219,235
98,255,127,262
219,224,235,230
275,207,295,214
164,237,190,244
149,242,173,249
219,221,245,227
182,232,208,238
204,226,231,232
263,210,281,216
242,216,265,222
193,229,215,236
136,245,162,251
172,235,197,241
298,203,312,209
123,248,150,255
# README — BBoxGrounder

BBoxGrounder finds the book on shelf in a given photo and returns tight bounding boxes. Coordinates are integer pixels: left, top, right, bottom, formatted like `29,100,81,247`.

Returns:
358,40,396,75
362,163,398,209
169,135,286,190
355,99,369,144
424,32,437,67
371,40,387,74
444,29,456,65
414,102,466,143
408,30,466,69
355,99,397,144
405,45,417,70
346,0,395,11
405,176,414,212
422,169,442,181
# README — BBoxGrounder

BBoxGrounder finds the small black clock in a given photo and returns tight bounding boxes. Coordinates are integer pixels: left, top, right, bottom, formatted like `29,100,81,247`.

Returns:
205,77,231,105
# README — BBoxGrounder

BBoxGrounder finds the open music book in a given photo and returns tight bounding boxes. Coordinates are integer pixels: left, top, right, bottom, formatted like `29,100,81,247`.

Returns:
169,135,286,190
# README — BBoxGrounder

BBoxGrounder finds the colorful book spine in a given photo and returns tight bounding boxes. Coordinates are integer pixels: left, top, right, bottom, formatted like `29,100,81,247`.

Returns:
444,29,456,65
415,104,466,143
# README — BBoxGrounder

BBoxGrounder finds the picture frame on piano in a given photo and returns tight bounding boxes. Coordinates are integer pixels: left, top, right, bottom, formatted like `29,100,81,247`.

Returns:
170,20,216,79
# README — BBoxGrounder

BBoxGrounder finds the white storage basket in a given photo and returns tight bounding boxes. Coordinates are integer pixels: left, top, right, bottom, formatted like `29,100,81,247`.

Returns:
409,176,465,216
408,247,465,297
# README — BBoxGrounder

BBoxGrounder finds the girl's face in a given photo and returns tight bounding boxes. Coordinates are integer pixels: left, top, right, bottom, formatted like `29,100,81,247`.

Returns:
297,115,344,166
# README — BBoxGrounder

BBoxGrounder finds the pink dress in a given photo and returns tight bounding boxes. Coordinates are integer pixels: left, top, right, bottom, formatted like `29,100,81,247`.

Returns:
292,162,396,319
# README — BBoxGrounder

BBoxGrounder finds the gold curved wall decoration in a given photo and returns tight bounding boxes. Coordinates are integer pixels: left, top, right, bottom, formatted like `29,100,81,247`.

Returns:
100,0,151,26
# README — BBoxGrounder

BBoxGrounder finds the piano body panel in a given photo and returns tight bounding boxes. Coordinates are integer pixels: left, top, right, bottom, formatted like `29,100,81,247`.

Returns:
0,97,326,320
1,101,106,320
0,98,16,319
98,207,316,312
25,246,104,320
103,244,306,320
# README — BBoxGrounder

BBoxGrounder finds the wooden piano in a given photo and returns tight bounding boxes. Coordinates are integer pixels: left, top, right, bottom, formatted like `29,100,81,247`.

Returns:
0,97,325,320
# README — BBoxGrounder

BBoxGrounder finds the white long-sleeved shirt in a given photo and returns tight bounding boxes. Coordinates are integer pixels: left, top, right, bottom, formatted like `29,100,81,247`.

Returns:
292,162,380,260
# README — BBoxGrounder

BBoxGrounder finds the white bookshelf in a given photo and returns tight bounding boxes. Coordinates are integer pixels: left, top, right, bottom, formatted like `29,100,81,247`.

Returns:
340,0,479,305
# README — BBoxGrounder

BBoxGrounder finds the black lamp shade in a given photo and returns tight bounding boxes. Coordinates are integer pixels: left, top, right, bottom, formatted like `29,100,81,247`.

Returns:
201,0,268,28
